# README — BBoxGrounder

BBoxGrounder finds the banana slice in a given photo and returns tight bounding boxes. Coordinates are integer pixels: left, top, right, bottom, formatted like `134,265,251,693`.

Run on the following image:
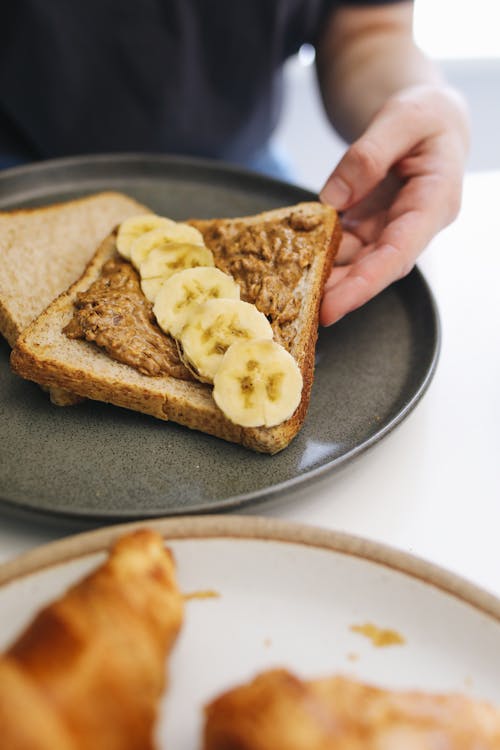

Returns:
130,224,205,269
213,339,303,427
153,267,240,338
116,214,176,259
179,299,273,383
139,244,215,302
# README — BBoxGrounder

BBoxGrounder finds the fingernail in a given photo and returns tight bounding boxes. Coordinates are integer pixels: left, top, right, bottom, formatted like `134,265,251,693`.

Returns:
323,313,345,327
320,177,351,210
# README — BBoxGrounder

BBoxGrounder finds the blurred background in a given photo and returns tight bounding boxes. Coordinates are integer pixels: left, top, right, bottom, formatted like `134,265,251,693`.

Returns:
272,0,500,191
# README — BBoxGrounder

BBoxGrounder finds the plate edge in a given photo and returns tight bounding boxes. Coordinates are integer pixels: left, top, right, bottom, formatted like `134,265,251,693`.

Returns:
0,516,498,625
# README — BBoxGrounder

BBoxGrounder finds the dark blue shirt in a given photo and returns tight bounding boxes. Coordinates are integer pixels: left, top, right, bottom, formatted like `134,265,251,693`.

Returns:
0,1,403,166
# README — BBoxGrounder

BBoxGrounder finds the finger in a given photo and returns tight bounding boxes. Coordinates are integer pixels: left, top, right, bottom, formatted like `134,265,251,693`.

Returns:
326,243,377,300
320,191,443,327
327,241,376,285
342,171,402,221
320,241,411,326
340,212,387,248
319,96,437,210
326,171,442,286
335,231,364,265
324,264,353,291
386,167,462,232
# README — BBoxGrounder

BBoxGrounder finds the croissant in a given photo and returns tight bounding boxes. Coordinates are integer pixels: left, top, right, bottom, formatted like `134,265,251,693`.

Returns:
204,668,500,750
0,529,184,750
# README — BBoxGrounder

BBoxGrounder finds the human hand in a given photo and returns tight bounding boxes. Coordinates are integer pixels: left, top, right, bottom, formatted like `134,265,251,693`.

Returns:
319,85,469,326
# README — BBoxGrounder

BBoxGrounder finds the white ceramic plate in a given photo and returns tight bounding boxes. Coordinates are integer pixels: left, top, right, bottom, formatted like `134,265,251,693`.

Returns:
1,516,499,749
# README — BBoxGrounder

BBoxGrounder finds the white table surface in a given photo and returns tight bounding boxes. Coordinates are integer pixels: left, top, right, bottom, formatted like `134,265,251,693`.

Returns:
1,170,499,598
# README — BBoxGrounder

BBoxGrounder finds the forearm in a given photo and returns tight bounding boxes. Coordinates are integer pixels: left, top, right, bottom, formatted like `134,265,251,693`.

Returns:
316,3,444,142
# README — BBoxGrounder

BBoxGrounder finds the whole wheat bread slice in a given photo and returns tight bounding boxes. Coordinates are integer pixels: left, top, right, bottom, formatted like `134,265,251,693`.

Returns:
11,202,341,453
0,191,146,345
0,191,147,403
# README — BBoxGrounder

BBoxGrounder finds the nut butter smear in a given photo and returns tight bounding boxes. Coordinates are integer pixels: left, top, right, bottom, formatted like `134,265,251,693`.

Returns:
64,255,193,380
64,208,325,376
198,210,324,349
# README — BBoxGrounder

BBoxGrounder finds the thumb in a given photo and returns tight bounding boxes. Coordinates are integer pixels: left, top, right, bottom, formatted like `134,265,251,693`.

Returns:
320,94,434,210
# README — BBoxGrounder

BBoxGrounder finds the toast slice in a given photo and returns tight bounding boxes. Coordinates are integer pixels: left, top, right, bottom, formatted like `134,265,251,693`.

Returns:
0,191,147,346
11,202,341,453
0,191,147,404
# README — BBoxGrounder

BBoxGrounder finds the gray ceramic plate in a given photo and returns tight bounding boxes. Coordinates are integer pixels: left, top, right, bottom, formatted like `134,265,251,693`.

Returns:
0,154,440,523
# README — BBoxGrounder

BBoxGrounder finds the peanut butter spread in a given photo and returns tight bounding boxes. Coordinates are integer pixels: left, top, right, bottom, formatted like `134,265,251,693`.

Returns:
64,256,193,380
64,210,325,377
199,210,324,348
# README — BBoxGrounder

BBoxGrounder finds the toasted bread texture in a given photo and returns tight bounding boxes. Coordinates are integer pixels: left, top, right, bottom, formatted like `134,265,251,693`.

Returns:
0,191,146,347
11,202,341,453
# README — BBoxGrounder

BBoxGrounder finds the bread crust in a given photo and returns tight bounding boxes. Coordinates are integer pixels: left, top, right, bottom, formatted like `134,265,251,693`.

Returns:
11,202,341,454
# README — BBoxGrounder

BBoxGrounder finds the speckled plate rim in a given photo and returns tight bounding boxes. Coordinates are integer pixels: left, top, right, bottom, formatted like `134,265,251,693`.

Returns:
0,152,316,206
0,516,498,628
0,154,441,522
